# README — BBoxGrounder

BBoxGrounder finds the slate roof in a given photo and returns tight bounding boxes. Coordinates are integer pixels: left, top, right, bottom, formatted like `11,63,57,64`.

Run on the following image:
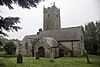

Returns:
39,26,82,41
24,35,39,39
42,37,59,48
21,35,39,44
21,26,83,44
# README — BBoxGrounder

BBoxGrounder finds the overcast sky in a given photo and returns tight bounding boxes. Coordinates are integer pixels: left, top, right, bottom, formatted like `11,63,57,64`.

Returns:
0,0,100,40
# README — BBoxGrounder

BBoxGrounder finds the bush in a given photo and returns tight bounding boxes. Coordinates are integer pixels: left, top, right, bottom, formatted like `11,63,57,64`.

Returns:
0,41,3,51
97,49,100,55
4,42,16,55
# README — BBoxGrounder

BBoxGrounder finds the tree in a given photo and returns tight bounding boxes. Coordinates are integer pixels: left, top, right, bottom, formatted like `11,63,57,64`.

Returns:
0,16,22,36
0,0,44,9
0,37,8,51
0,41,3,46
4,41,16,55
84,21,98,54
0,37,8,45
96,20,100,55
0,41,3,51
0,0,44,37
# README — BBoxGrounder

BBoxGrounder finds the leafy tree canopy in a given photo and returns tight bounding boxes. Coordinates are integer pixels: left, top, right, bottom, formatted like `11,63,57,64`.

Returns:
84,20,100,55
0,0,44,37
0,0,44,9
4,41,16,55
0,16,22,36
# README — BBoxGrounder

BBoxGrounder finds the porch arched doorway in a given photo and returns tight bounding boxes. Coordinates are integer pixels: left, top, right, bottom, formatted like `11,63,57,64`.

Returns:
38,47,45,57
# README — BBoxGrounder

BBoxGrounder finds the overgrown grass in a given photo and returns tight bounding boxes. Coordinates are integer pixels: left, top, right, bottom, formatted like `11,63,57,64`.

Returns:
0,55,100,67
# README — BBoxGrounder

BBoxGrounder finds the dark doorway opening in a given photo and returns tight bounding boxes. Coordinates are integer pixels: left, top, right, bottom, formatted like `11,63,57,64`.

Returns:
38,47,45,57
32,46,34,57
59,48,64,57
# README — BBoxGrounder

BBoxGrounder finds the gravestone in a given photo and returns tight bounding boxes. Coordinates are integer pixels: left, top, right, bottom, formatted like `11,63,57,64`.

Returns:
17,51,23,63
84,50,90,64
36,50,40,59
50,49,54,62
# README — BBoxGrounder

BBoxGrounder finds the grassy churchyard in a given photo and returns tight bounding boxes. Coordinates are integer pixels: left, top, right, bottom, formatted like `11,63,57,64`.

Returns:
0,55,100,67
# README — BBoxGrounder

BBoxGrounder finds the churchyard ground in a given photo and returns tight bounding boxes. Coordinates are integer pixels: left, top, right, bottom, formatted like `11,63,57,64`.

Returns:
0,55,100,67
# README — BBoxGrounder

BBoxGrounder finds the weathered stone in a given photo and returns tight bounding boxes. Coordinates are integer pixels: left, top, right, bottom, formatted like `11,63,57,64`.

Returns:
50,48,55,62
34,37,59,58
20,4,85,57
43,3,61,31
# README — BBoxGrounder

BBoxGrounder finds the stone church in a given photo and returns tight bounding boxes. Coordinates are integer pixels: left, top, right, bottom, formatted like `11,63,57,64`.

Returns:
20,3,85,58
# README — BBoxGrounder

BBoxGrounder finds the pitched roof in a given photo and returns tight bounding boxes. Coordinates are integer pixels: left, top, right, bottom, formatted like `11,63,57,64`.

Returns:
21,35,39,44
42,37,59,48
21,26,83,44
39,26,82,41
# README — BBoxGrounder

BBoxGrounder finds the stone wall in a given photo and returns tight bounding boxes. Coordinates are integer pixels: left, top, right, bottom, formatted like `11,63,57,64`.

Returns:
27,39,32,56
20,39,32,56
20,40,27,56
34,39,59,58
59,41,83,56
43,5,61,31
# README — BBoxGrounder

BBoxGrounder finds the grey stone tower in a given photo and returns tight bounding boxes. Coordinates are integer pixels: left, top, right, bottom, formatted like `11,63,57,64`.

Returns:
43,3,61,31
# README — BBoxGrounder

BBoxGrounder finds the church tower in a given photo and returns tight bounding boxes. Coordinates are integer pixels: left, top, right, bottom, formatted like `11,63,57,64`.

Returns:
43,3,61,31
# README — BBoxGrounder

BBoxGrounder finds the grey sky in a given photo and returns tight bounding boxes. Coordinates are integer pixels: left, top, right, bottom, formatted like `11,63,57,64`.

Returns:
0,0,100,40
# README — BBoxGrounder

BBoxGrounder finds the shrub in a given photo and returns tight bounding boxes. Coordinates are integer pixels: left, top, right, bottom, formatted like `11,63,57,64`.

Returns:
4,42,16,55
0,41,3,51
97,49,100,55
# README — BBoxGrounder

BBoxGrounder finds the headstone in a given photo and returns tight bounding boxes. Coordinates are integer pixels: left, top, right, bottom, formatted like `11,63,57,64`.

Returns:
17,51,23,63
84,50,90,64
36,50,40,59
50,49,54,62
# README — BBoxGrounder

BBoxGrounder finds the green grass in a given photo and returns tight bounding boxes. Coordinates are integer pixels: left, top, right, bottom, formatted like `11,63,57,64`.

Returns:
0,55,100,67
0,51,16,58
0,51,5,56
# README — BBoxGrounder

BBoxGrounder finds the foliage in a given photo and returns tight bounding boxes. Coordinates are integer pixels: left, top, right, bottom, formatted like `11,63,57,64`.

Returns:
0,0,44,37
96,49,100,56
0,37,8,45
0,51,5,56
84,20,100,55
96,21,100,55
0,0,44,9
0,51,16,58
0,55,100,67
0,41,3,51
4,41,16,55
84,22,97,54
0,16,22,36
0,38,8,51
0,41,3,46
